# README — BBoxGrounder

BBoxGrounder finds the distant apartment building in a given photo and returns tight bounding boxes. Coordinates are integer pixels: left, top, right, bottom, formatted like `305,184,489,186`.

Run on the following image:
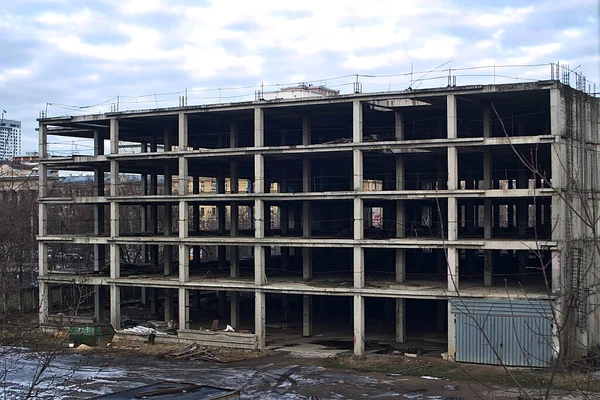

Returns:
0,119,21,160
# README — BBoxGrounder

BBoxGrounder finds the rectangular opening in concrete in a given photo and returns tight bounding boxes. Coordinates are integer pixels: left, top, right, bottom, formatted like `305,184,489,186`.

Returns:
404,199,447,239
47,243,108,274
458,249,552,292
405,248,447,283
403,153,448,190
264,294,354,353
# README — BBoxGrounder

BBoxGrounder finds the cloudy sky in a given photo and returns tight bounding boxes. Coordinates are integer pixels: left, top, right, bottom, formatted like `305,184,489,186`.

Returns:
1,0,598,153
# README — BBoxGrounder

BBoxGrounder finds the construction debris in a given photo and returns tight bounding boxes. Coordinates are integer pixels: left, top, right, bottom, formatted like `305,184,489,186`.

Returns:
165,342,225,363
121,325,164,335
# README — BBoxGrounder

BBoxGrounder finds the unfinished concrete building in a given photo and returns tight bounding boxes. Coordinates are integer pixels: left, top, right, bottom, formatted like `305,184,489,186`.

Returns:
38,80,600,366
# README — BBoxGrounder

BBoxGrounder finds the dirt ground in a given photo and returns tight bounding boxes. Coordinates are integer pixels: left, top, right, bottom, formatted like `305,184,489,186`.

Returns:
3,311,600,399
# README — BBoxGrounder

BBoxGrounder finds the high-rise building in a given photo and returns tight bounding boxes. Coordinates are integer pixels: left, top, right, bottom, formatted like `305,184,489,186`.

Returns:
0,119,22,160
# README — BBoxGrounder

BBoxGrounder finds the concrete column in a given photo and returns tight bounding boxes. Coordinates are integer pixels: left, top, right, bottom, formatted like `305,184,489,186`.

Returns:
465,201,475,235
109,118,119,154
483,104,492,138
354,197,364,240
353,100,363,142
218,291,227,318
178,288,190,330
302,247,312,280
254,107,264,147
483,152,493,239
178,112,188,150
255,245,265,285
518,251,527,280
448,198,458,241
179,158,188,195
164,289,172,322
110,284,121,330
353,149,363,191
353,294,365,356
484,251,493,286
447,248,459,291
303,295,313,337
179,244,189,282
179,200,189,239
150,173,158,236
38,122,48,158
38,281,49,325
110,243,120,279
518,170,528,237
217,172,226,269
395,249,406,283
396,298,406,343
150,288,157,315
36,123,47,325
302,115,311,146
164,126,172,154
447,94,457,139
353,246,364,288
255,291,266,349
447,301,456,360
447,147,458,190
551,141,566,243
230,138,240,276
230,291,240,329
164,245,172,276
94,285,105,322
551,250,562,294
